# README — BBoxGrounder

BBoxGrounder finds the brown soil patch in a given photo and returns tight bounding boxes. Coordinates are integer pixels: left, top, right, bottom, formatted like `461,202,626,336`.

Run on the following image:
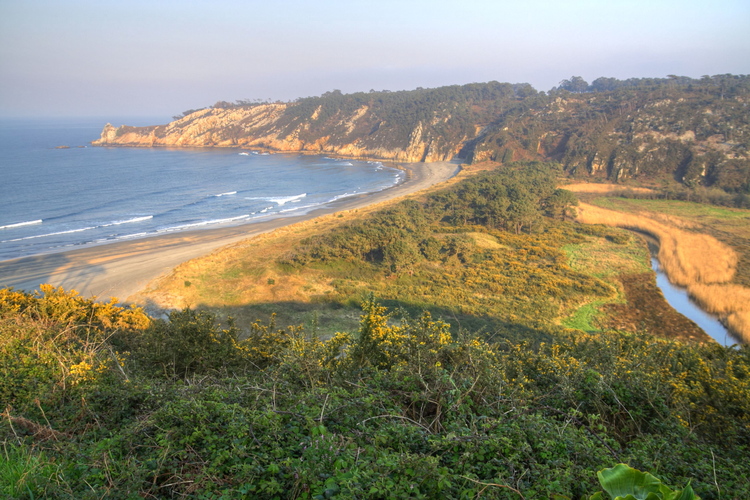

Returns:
600,273,712,343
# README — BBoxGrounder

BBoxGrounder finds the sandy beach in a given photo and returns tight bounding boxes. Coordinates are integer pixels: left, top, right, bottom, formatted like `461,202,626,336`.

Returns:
0,160,460,303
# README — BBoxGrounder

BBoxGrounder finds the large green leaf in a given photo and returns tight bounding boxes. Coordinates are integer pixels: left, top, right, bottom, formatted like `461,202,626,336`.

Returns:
670,483,698,500
594,465,699,500
597,464,665,500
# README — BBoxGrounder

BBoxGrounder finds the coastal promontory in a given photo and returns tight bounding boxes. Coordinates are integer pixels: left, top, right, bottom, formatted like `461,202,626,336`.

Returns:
94,76,750,194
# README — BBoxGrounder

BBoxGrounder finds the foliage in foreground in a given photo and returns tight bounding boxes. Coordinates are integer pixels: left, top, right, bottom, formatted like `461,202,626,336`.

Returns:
1,287,749,498
588,464,699,500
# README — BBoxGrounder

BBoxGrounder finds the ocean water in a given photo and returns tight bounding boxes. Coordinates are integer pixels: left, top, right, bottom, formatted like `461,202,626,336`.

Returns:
0,118,404,262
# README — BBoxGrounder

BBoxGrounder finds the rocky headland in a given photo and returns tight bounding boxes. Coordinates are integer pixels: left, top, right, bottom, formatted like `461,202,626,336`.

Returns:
92,102,456,163
93,76,750,194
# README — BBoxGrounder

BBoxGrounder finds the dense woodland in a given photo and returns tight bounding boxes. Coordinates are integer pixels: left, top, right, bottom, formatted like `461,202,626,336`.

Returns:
2,163,749,498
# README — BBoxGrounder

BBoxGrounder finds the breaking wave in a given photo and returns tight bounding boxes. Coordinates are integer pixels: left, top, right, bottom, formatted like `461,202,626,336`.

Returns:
157,214,251,232
0,219,42,230
246,193,307,206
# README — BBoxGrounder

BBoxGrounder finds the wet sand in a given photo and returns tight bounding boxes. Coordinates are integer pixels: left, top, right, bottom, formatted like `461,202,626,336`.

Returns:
0,161,460,302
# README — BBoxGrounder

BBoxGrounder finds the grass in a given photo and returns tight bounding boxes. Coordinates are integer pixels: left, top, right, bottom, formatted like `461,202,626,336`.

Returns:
1,442,59,498
139,211,684,348
464,231,507,250
563,232,652,279
561,230,653,331
593,197,750,223
135,171,749,345
136,219,620,341
563,182,657,194
562,300,608,332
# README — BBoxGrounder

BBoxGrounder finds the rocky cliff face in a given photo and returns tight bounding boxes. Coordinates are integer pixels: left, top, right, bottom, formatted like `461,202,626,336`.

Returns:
470,91,750,192
92,103,459,163
93,78,750,193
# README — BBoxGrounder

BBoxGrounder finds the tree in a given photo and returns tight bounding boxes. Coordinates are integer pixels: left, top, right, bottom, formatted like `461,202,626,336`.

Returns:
545,188,579,220
590,77,621,92
560,76,589,93
506,190,539,234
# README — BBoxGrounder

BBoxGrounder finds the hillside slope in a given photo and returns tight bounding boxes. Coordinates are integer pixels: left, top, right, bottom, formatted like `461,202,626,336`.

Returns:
93,75,750,193
92,83,530,162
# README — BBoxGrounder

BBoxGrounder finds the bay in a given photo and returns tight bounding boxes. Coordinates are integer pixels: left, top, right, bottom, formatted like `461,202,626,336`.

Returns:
0,118,403,262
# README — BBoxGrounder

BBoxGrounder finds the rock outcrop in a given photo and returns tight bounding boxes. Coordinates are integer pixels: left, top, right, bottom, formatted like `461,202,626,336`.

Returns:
93,77,750,193
93,103,460,163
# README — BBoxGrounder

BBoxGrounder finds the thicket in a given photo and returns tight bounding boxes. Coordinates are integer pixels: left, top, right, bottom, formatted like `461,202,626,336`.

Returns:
2,286,749,498
275,163,603,338
282,162,578,272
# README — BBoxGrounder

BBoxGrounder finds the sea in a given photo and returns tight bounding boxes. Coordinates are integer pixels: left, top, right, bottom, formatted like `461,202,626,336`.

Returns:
0,117,404,262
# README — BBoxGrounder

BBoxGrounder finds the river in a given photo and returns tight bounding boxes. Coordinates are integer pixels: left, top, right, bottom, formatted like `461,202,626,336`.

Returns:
650,257,741,347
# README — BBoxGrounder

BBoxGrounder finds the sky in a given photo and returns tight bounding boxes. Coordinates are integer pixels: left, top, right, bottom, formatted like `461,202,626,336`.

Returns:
1,0,749,119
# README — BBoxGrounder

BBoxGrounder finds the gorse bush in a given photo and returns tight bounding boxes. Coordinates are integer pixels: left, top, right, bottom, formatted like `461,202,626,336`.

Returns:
282,162,578,273
0,285,150,415
272,163,602,341
1,289,748,498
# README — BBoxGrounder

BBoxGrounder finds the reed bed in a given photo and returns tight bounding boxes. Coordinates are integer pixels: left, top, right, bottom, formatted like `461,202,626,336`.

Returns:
564,183,656,194
576,202,750,343
688,283,750,315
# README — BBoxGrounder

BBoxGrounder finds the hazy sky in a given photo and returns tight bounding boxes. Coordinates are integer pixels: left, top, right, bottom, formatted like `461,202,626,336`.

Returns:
1,0,748,118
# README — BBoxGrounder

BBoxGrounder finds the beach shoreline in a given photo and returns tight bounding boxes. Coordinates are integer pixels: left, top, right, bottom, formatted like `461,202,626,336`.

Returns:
0,160,460,303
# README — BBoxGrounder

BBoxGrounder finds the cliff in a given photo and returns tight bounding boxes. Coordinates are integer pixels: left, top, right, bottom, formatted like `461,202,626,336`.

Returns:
468,77,750,193
93,99,466,162
93,76,750,194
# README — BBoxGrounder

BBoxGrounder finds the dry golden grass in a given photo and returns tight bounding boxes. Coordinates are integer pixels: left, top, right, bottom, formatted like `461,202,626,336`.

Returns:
688,284,750,315
466,232,505,250
564,183,656,194
646,212,701,230
726,310,750,340
576,202,750,343
577,203,737,285
139,214,346,310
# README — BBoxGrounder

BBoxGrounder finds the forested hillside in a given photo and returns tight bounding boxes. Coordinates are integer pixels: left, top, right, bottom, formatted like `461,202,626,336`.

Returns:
94,75,750,198
471,75,750,197
93,82,537,162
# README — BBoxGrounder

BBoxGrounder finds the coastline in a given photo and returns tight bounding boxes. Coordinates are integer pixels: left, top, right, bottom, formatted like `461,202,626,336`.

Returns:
0,160,460,303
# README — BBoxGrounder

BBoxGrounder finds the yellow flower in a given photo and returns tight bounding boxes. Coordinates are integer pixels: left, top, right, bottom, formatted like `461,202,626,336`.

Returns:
69,360,95,384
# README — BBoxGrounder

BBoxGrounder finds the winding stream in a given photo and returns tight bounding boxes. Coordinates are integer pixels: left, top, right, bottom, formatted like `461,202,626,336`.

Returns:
650,257,741,347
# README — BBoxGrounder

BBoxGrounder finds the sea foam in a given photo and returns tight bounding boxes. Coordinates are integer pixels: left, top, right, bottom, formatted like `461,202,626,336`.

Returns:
0,219,42,230
246,193,307,206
